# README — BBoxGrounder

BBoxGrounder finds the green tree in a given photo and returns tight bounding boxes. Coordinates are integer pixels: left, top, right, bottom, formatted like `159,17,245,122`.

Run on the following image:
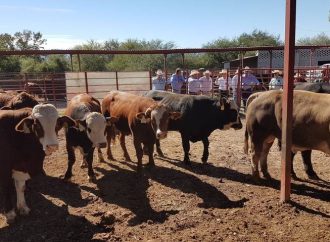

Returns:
13,30,46,50
297,32,330,45
202,29,282,68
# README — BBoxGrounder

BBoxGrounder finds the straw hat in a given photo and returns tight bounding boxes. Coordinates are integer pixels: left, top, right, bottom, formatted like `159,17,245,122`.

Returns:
272,70,282,75
235,69,239,74
218,69,228,74
198,68,205,72
189,70,199,76
156,69,163,76
203,70,211,75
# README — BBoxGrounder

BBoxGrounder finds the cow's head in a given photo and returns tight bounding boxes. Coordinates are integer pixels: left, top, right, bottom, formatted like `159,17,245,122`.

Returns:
8,92,39,109
77,112,118,148
136,104,181,139
219,97,242,130
15,104,76,155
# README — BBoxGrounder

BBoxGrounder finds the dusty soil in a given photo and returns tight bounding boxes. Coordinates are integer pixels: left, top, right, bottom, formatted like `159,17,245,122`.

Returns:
0,120,329,242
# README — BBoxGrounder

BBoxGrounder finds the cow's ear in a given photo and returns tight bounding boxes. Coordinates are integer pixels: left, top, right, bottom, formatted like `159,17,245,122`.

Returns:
77,120,87,131
56,116,76,132
15,117,34,133
145,107,152,118
169,112,181,120
106,116,119,126
136,112,150,124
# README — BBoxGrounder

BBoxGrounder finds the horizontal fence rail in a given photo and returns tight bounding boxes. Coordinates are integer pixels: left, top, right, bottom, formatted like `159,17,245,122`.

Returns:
0,66,328,109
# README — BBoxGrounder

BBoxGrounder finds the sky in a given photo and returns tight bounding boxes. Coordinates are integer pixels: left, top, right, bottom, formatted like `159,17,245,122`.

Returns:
0,0,329,49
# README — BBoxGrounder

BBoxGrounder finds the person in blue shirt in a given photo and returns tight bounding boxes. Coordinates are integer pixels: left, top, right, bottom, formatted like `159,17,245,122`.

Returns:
152,69,167,90
170,68,185,93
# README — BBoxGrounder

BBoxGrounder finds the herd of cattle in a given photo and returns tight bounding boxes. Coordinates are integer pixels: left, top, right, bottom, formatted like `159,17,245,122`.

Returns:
0,82,329,224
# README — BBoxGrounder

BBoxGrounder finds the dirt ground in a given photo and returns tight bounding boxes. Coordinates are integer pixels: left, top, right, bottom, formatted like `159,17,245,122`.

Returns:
0,120,329,242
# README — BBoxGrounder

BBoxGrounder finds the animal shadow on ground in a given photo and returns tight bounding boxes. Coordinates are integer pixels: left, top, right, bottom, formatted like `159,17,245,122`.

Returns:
0,176,106,242
120,161,248,210
82,164,178,226
159,156,330,205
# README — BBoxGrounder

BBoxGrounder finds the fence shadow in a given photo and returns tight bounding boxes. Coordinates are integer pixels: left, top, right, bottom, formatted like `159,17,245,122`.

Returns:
158,156,330,204
82,165,178,226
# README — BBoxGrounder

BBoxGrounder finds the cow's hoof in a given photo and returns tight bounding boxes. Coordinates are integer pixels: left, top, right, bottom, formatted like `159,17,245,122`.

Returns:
201,157,208,164
262,172,272,180
5,210,16,224
63,172,72,181
88,175,97,183
291,173,299,180
156,150,165,157
107,155,116,161
146,162,155,168
18,205,31,216
307,174,320,180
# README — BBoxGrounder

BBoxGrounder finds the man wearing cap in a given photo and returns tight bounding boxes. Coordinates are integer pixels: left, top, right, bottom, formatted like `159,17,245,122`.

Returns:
152,69,167,91
216,69,231,97
170,68,185,93
241,66,259,105
269,70,283,90
188,70,201,95
199,70,213,95
198,68,205,78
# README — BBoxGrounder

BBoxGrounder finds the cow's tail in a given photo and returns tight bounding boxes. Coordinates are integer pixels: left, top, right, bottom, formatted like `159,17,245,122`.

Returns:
244,127,249,155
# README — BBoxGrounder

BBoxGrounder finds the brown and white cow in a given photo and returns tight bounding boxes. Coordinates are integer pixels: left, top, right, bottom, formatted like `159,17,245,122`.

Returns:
0,104,75,224
63,93,116,181
0,91,39,110
101,91,181,169
244,90,330,179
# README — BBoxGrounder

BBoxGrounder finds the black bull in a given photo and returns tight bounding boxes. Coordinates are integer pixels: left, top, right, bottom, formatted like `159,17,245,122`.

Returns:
144,90,242,164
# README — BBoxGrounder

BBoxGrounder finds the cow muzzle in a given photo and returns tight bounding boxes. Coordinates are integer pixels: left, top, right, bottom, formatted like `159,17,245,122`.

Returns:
156,130,167,140
96,142,107,149
45,144,59,156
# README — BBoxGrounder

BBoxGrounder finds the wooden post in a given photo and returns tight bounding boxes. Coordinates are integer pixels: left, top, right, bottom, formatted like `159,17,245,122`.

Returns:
280,0,296,203
84,71,89,94
115,71,119,90
149,70,152,90
70,54,74,72
78,54,82,72
51,73,57,107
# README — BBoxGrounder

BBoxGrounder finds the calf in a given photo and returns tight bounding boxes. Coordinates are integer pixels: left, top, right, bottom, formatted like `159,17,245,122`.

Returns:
63,93,116,181
0,104,74,223
245,90,330,179
0,91,39,110
144,90,242,164
101,91,181,169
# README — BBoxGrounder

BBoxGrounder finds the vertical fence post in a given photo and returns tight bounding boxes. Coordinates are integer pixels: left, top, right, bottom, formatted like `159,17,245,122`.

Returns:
51,73,57,107
149,70,152,91
70,54,74,72
280,0,296,203
78,54,82,72
163,54,168,83
115,71,119,90
237,67,241,108
24,73,28,93
84,71,89,94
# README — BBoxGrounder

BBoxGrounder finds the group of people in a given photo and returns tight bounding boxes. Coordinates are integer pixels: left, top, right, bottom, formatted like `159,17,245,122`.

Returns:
152,68,213,95
152,65,324,104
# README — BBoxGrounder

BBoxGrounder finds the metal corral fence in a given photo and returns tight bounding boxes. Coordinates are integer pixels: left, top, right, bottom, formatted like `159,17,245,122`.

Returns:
0,65,328,109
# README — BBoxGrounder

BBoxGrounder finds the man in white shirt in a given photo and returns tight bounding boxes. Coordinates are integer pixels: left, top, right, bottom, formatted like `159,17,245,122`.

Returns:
216,69,231,98
188,70,200,95
269,70,283,90
199,70,213,95
152,69,167,91
231,69,239,103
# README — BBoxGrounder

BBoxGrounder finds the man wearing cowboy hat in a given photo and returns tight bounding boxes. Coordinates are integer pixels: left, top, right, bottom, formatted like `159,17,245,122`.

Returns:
199,70,213,95
241,66,259,105
188,70,201,95
170,68,185,93
152,69,167,91
216,69,231,98
269,70,283,90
